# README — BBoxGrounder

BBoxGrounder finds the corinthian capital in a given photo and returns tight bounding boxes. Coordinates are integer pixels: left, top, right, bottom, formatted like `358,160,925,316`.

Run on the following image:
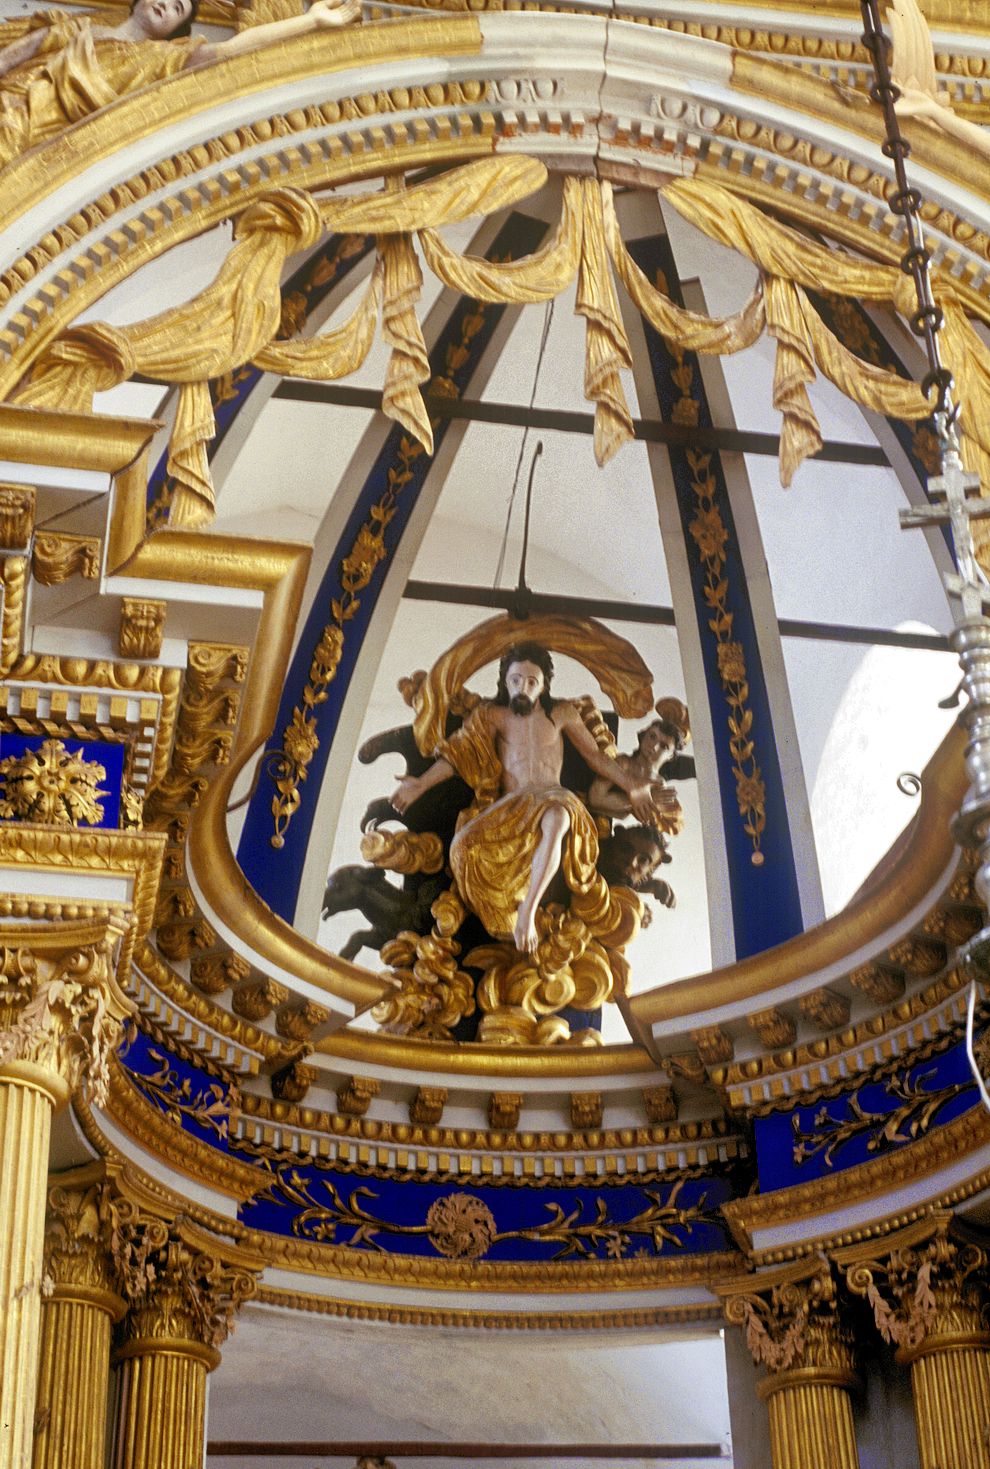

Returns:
838,1212,990,1354
718,1258,856,1382
114,1215,260,1358
0,917,134,1106
43,1167,123,1304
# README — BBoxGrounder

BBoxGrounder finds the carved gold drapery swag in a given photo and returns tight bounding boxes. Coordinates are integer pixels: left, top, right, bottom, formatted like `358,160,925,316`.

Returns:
11,155,549,526
660,177,990,492
14,165,990,525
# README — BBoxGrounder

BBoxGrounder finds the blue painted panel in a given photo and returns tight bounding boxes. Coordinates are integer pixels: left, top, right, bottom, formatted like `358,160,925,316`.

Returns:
238,1162,737,1261
0,732,125,828
630,233,804,959
118,1026,235,1154
754,1035,978,1192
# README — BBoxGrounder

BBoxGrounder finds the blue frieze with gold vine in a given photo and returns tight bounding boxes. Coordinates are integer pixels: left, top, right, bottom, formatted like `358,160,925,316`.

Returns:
119,1026,237,1156
236,1159,737,1262
754,1033,978,1192
117,1029,740,1261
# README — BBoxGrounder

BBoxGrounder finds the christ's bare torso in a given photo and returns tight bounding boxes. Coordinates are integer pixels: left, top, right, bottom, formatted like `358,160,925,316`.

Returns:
491,704,567,795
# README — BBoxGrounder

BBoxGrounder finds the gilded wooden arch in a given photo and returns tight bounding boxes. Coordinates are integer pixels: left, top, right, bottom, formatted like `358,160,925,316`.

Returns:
4,9,990,402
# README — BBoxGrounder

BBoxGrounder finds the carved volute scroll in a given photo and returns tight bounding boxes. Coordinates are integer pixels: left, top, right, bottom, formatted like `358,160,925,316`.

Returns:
838,1215,990,1469
114,1220,258,1360
720,1260,857,1389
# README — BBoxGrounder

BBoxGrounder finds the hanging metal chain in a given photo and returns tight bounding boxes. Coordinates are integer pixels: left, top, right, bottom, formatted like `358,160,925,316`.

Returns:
858,0,990,1087
859,0,956,424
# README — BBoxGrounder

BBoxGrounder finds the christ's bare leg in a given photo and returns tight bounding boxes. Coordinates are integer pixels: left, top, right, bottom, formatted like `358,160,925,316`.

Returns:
514,801,571,955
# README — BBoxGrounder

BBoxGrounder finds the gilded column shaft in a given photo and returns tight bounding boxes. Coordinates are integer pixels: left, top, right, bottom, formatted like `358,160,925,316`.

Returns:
113,1341,215,1469
34,1288,125,1469
761,1370,860,1469
901,1337,990,1469
33,1173,127,1469
0,921,133,1469
0,1075,56,1469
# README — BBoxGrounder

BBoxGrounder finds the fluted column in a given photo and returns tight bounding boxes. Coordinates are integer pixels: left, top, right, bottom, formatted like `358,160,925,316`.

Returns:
32,1168,126,1469
719,1260,861,1469
0,920,131,1469
111,1225,258,1469
841,1214,990,1469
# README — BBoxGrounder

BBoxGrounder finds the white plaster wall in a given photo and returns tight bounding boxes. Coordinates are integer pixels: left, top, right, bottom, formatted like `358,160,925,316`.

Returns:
208,1312,732,1466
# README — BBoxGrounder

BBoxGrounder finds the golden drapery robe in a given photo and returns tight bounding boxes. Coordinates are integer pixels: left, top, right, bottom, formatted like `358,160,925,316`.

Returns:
441,704,622,945
0,13,199,166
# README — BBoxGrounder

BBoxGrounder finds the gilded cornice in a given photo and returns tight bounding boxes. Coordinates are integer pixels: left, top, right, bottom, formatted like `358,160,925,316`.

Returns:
237,1224,741,1289
716,952,974,1111
723,1102,990,1253
41,0,990,35
134,942,278,1068
0,403,155,474
729,49,990,209
0,15,482,237
317,1028,657,1075
0,825,165,982
233,1100,745,1177
254,1283,724,1329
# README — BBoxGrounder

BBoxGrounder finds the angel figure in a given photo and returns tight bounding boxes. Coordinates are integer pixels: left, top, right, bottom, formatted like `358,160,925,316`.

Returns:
587,698,691,825
0,0,359,168
886,0,990,161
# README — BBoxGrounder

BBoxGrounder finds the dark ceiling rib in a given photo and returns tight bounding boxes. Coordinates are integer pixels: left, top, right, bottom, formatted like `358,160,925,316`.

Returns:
272,381,889,466
207,1443,727,1460
402,580,950,652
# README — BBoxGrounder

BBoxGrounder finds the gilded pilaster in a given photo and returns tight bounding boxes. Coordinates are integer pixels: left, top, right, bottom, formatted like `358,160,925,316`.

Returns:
718,1260,860,1469
0,921,132,1469
840,1214,990,1469
111,1223,259,1469
33,1170,125,1469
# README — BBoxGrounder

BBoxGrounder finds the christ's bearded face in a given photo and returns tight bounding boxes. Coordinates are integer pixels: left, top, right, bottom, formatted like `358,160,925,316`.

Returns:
505,660,545,716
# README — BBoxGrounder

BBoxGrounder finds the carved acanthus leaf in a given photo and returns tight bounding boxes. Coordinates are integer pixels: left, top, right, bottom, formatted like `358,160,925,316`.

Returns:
0,739,107,826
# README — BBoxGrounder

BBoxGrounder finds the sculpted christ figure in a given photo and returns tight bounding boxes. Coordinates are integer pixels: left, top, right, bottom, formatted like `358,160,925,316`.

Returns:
392,644,677,955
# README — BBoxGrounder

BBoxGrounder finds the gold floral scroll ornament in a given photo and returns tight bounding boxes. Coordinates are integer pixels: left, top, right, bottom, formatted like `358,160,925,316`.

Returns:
0,739,107,826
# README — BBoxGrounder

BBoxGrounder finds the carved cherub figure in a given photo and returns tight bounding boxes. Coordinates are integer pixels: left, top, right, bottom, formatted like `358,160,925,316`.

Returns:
597,824,676,913
0,0,359,167
392,642,672,955
587,698,690,830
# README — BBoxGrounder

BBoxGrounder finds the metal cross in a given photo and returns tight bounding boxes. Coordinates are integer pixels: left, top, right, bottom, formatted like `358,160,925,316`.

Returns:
900,418,990,621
